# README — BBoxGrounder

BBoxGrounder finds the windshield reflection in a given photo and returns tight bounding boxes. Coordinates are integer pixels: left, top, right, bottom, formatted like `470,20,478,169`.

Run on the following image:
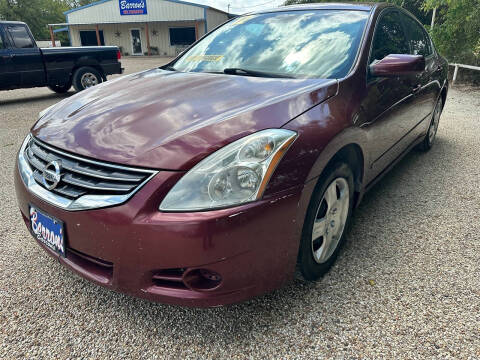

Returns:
173,10,369,79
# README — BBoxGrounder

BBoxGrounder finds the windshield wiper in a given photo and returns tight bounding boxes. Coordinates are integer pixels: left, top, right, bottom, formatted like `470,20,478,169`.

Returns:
223,68,295,79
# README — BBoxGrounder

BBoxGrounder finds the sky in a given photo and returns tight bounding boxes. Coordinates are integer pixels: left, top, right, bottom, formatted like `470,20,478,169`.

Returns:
192,0,287,14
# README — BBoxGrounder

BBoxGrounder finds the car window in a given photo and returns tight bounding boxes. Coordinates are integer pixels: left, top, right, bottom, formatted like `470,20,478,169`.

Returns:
0,28,5,50
370,11,409,63
173,10,370,79
7,25,35,49
402,15,432,56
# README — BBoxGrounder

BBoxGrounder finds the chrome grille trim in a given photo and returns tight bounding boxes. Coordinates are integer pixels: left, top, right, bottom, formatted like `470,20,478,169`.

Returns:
18,134,158,211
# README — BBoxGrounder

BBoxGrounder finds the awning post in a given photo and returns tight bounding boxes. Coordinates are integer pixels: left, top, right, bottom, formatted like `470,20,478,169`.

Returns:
95,25,101,46
49,26,56,47
145,23,151,56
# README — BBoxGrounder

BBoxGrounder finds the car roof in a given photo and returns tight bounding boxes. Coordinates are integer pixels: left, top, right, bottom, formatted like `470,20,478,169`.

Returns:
251,2,387,14
0,21,27,26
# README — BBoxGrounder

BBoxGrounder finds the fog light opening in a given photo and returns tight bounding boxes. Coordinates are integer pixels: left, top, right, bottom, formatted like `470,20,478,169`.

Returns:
183,269,222,291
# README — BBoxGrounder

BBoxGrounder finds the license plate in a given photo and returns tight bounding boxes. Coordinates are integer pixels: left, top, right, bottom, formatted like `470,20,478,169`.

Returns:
29,205,65,257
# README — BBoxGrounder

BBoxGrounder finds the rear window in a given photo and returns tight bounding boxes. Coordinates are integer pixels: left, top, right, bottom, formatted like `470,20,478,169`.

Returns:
403,15,432,57
7,25,35,49
173,10,370,79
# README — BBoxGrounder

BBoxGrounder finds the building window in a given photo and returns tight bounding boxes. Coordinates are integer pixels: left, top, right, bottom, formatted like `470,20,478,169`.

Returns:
80,30,105,46
169,27,196,46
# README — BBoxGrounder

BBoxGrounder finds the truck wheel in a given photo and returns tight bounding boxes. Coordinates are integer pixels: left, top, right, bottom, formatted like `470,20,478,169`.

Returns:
73,67,103,91
48,83,71,94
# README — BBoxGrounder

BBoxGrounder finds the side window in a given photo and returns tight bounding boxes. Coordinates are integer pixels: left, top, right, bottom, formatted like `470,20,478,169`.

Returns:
0,28,5,50
370,11,409,63
7,25,35,49
403,15,431,56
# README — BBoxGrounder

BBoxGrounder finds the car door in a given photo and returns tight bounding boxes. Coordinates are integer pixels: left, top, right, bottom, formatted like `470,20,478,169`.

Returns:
0,25,17,89
6,24,45,87
401,13,439,138
360,9,418,182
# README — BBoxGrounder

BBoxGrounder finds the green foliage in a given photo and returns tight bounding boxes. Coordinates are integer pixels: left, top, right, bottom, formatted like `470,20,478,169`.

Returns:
424,0,480,64
0,0,98,44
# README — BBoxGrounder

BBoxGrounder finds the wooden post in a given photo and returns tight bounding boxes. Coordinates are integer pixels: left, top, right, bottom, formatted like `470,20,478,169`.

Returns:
452,65,459,85
145,23,151,56
49,26,56,47
431,7,437,30
195,21,199,40
95,24,101,46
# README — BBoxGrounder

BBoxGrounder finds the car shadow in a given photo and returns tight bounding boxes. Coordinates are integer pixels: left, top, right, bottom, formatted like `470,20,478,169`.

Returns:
0,92,73,106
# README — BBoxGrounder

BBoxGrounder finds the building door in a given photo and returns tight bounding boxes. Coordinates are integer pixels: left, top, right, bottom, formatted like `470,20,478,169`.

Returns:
130,29,143,55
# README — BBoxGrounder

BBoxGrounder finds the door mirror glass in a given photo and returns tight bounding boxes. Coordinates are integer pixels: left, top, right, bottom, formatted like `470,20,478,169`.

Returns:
370,54,425,77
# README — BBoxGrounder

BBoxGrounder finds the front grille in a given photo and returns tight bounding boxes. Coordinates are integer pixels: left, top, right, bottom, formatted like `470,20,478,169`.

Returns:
24,137,155,200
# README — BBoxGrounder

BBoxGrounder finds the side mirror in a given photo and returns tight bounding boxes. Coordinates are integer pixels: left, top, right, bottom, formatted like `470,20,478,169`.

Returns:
370,54,425,77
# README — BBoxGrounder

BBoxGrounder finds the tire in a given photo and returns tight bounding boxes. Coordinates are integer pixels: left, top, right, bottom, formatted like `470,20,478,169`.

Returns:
298,162,355,281
48,83,71,94
418,97,443,152
72,66,103,92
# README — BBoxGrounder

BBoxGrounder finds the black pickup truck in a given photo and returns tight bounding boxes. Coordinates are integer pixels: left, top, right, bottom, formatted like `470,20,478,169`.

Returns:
0,21,122,93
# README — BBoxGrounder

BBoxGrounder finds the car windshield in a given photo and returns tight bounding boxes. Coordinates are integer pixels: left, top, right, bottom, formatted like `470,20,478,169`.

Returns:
172,10,369,79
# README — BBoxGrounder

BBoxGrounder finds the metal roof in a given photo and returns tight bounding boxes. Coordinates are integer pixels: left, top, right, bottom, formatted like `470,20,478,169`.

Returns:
0,21,27,25
64,0,230,16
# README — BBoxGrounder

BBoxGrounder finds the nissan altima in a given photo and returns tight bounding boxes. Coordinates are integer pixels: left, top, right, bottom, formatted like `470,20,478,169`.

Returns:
15,3,448,307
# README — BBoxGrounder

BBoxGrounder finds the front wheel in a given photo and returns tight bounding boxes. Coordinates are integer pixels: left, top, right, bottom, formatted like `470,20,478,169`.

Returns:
298,163,354,280
72,67,103,92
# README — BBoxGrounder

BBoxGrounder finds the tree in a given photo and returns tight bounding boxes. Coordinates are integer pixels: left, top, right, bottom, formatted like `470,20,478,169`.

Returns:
0,0,98,43
423,0,480,64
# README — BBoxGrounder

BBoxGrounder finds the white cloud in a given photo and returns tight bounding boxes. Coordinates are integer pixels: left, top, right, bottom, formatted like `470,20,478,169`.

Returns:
191,0,286,14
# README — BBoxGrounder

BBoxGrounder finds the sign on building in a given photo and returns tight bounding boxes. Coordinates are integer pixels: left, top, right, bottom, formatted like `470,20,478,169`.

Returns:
119,0,148,15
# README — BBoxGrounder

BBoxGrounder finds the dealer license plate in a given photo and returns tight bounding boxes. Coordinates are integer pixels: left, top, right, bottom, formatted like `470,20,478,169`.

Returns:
29,205,65,257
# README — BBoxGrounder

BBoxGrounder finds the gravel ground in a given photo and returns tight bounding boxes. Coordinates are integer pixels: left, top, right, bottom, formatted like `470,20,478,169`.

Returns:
1,57,479,359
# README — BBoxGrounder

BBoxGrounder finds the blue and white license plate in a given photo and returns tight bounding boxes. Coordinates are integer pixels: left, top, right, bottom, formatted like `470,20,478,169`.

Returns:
29,205,65,257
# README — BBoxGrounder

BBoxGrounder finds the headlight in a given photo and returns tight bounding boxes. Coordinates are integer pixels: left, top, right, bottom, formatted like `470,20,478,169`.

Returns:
160,129,297,211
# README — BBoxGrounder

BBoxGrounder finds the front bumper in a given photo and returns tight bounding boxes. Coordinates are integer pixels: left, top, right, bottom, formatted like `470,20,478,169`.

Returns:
15,162,303,307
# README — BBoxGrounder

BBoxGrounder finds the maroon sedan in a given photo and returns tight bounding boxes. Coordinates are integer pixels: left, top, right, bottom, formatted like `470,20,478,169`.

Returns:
15,3,448,307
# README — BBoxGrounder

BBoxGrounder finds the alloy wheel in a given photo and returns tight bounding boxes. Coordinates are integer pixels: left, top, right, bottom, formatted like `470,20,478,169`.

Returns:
311,177,350,264
80,73,99,89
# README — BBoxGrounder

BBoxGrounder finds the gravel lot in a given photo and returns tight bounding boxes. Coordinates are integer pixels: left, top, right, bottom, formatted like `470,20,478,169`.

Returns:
1,57,479,359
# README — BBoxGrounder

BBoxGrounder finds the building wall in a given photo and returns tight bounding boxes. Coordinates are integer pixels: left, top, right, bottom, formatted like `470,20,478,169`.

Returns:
69,21,206,56
67,0,205,24
65,0,229,55
206,8,229,32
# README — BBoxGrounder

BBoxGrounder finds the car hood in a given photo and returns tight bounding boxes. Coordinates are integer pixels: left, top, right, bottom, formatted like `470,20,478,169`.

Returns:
32,69,338,170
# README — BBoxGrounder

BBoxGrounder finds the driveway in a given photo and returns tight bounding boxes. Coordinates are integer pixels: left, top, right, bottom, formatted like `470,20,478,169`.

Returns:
0,57,479,359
